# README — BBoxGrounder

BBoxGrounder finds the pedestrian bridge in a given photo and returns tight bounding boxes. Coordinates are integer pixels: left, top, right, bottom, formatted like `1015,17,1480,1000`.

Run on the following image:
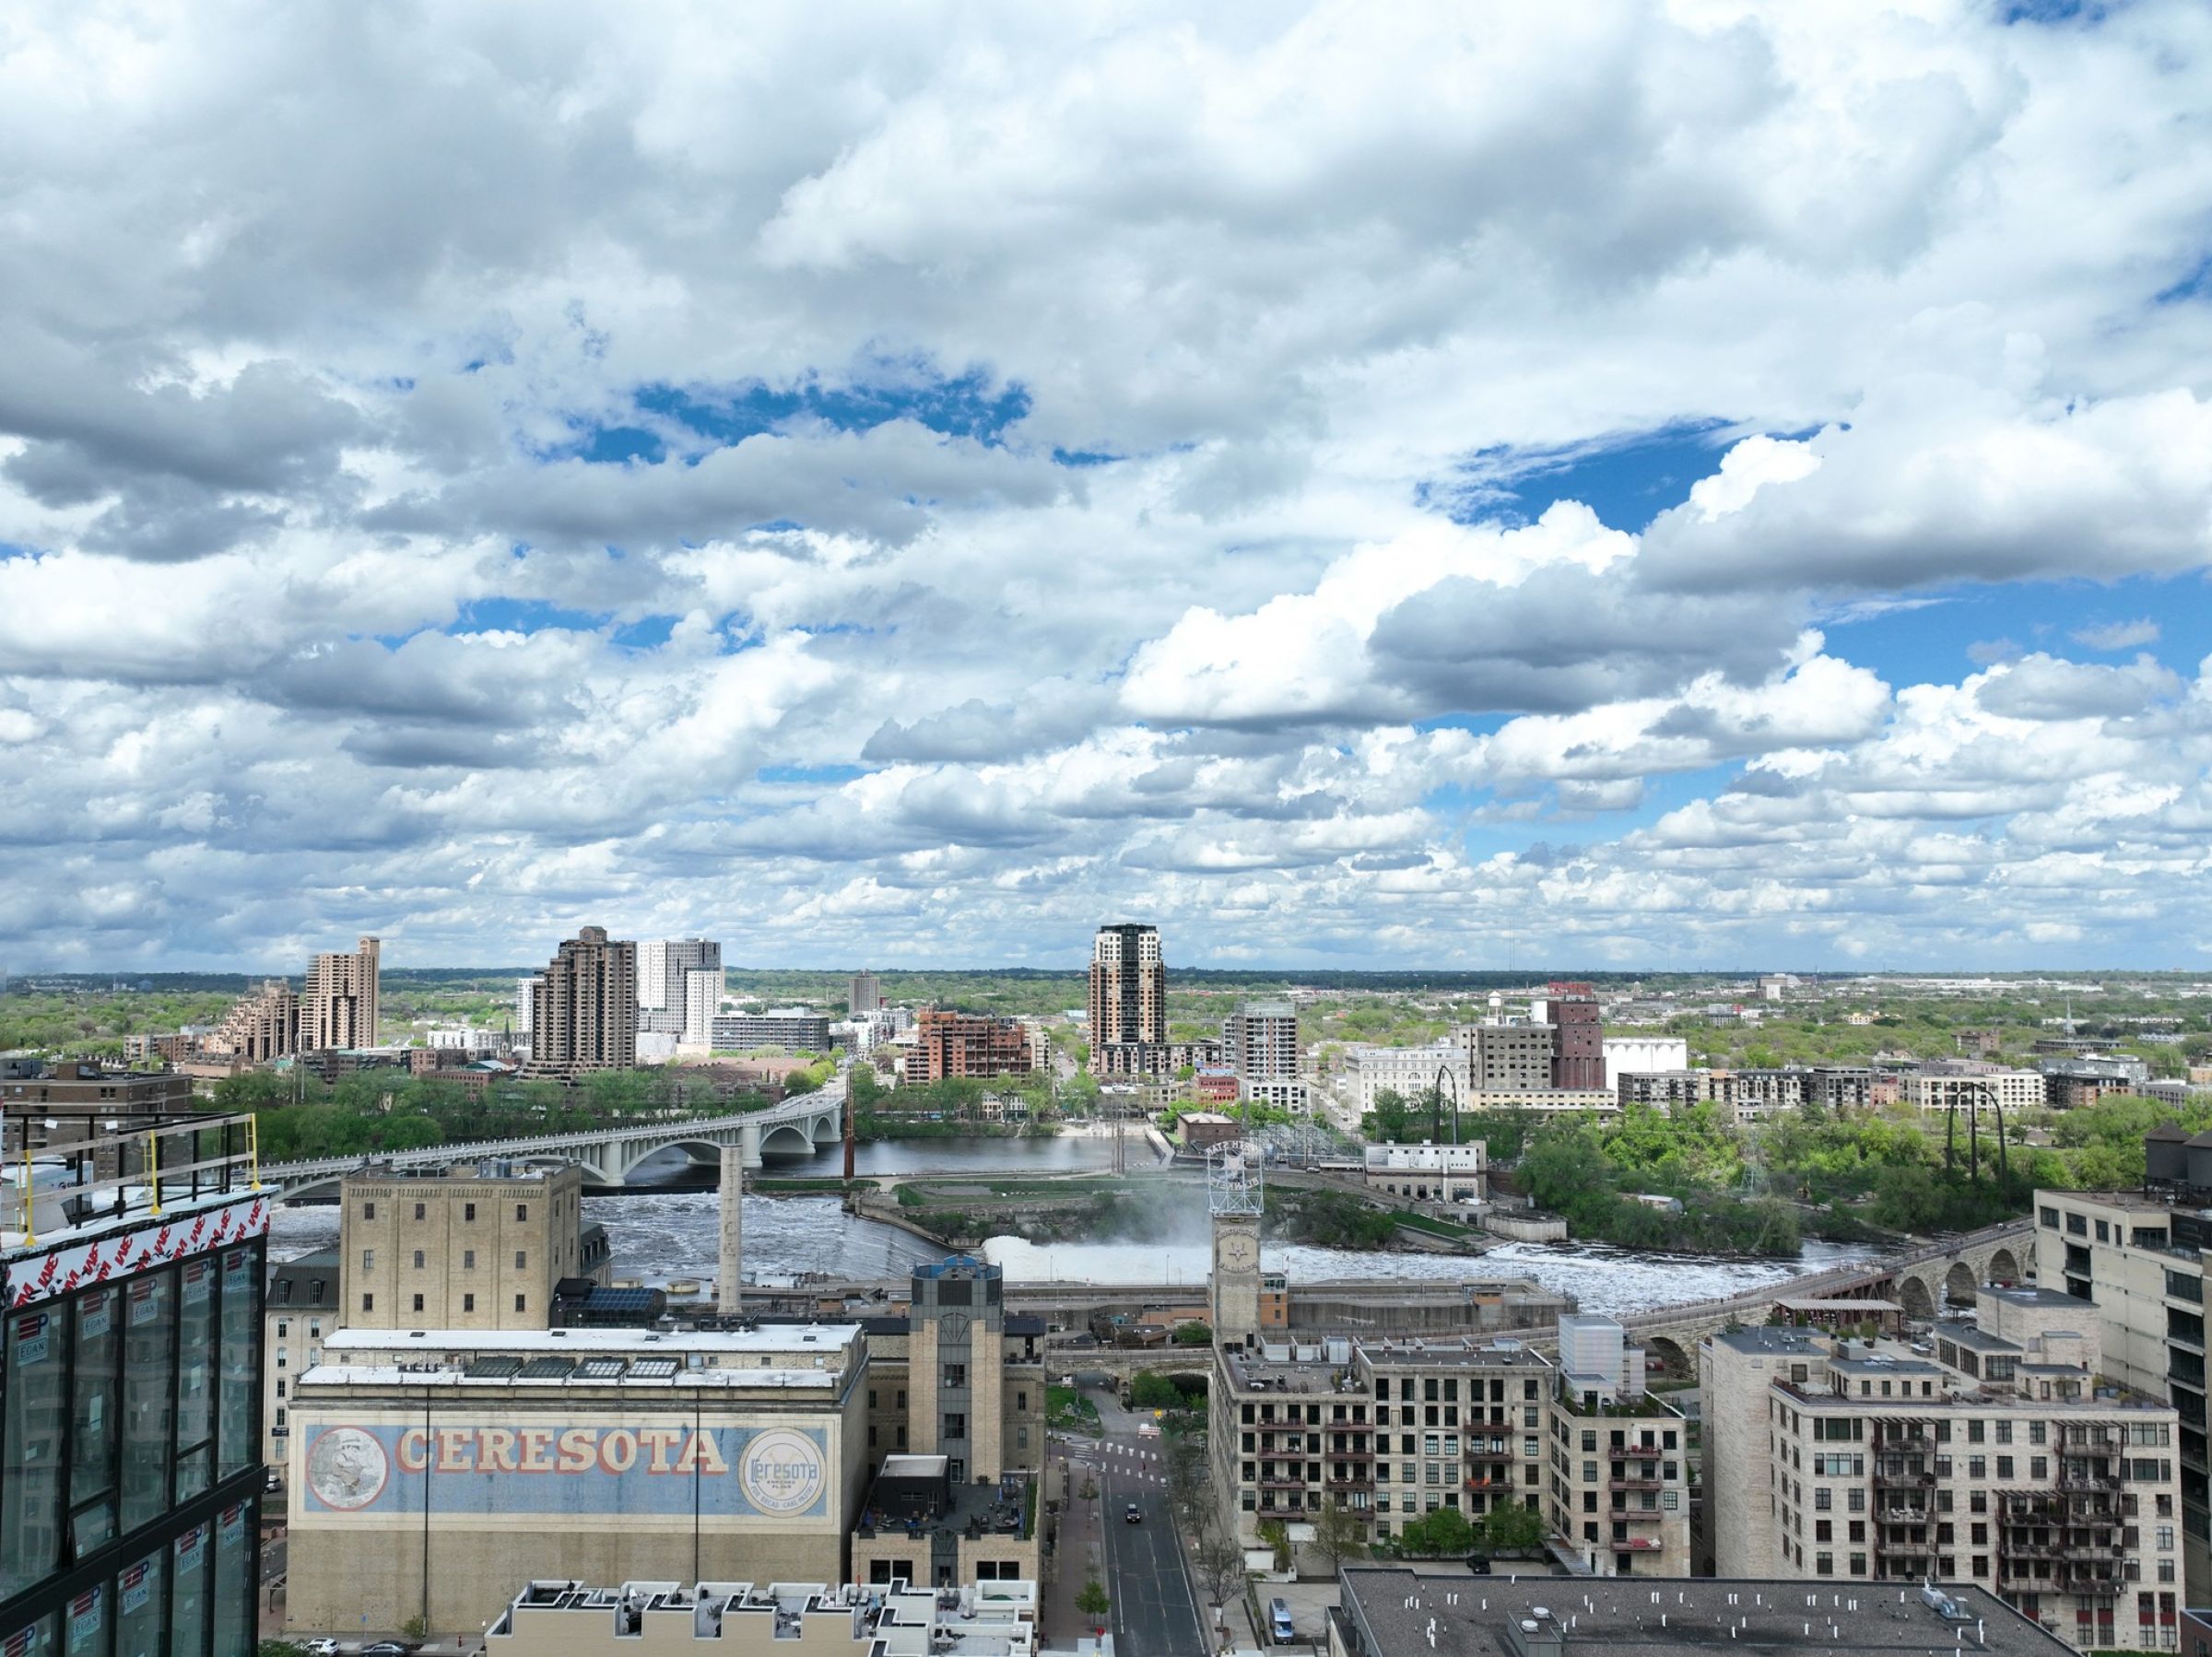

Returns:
261,1080,845,1197
1619,1217,2038,1379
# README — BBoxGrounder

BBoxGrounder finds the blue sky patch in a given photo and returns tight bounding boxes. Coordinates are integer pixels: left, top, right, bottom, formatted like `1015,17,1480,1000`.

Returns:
1821,571,2210,688
758,763,871,785
1430,419,1737,533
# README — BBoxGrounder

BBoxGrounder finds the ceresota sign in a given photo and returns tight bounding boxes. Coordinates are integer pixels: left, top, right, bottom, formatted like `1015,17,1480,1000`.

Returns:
738,1428,827,1516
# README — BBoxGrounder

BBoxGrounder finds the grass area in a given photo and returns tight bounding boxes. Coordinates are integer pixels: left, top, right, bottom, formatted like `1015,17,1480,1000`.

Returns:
747,1176,876,1193
1047,1384,1101,1433
1393,1212,1477,1240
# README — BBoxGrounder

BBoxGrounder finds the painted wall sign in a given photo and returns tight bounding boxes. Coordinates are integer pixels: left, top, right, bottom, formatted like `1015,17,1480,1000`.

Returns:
300,1421,831,1520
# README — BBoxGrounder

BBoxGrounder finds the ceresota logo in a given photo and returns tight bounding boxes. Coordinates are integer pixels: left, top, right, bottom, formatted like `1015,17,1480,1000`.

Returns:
738,1428,825,1516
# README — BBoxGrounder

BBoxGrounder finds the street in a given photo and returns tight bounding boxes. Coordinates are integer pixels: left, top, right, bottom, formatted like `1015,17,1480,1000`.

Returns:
1052,1386,1210,1657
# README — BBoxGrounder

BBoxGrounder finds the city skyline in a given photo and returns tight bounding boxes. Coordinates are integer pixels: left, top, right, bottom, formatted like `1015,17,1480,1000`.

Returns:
6,5,2212,973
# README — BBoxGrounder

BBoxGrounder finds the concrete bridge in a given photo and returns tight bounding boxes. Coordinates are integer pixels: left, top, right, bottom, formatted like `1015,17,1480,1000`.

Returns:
1620,1218,2037,1377
263,1080,845,1196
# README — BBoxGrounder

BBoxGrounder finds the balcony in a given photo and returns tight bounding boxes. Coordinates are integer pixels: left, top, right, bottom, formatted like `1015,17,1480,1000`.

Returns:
1324,1475,1374,1492
1465,1475,1513,1491
1259,1475,1310,1490
1606,1506,1666,1524
1466,1445,1515,1463
1873,1469,1935,1492
1608,1475,1665,1492
2057,1475,2120,1496
1876,1536,1936,1558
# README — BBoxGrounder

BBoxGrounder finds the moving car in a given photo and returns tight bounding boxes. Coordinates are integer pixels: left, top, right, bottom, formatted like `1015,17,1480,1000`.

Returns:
1124,1503,1141,1523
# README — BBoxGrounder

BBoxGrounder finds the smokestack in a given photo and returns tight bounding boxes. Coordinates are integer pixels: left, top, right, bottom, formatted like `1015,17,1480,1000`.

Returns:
718,1144,744,1314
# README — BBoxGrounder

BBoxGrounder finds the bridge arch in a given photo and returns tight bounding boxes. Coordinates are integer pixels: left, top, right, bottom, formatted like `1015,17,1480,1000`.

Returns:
1897,1275,1936,1322
1989,1246,2021,1285
758,1120,819,1158
1644,1335,1691,1379
1944,1261,1979,1307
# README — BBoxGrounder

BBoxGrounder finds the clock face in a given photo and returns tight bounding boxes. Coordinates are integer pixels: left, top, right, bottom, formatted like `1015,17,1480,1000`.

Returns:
1218,1231,1258,1273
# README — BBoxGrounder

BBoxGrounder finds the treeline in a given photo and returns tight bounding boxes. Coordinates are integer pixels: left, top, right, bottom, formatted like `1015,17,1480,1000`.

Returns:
216,1066,777,1164
1265,1188,1401,1250
1487,1092,2212,1254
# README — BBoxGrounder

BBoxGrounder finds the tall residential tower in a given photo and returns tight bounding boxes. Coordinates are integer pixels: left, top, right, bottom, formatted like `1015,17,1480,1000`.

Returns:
301,934,380,1052
1088,922,1166,1073
526,925,640,1076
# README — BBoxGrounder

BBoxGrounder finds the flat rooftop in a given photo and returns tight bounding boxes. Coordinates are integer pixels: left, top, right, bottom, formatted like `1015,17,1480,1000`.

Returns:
300,1323,863,1391
1337,1569,2070,1656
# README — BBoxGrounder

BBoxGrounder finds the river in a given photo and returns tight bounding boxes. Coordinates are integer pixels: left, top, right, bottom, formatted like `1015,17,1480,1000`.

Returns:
267,1137,1881,1320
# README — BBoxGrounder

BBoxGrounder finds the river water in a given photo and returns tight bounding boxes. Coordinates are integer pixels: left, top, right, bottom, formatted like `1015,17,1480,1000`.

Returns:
267,1136,1880,1320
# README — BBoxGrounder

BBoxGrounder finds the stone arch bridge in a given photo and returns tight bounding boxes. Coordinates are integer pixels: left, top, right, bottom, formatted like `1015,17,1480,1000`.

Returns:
263,1085,845,1198
1621,1218,2038,1379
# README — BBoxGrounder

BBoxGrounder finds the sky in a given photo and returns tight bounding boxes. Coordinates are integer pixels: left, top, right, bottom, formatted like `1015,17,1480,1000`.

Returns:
4,1,2212,975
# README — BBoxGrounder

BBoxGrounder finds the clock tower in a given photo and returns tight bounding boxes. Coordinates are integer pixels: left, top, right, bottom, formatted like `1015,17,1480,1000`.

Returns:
1211,1214,1262,1346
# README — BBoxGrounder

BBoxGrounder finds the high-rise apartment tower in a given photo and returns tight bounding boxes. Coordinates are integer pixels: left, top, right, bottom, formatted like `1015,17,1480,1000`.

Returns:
1088,923,1165,1051
301,935,380,1052
527,925,640,1075
848,970,884,1014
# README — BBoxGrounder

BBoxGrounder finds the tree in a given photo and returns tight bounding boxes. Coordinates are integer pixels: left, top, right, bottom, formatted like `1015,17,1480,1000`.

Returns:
1194,1520,1250,1605
1165,1434,1212,1534
1310,1501,1370,1574
1478,1500,1545,1552
1257,1517,1292,1574
1075,1578,1111,1628
1173,1321,1213,1345
1129,1370,1182,1411
1397,1506,1474,1557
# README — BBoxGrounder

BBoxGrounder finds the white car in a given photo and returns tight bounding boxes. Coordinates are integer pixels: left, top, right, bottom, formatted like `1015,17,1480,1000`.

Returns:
300,1640,337,1656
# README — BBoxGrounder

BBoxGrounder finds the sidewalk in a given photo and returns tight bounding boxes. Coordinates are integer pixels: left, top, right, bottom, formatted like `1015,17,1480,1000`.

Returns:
1041,1429,1111,1651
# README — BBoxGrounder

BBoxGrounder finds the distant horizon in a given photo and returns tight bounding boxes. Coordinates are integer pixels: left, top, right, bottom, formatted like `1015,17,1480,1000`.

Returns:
9,962,2205,986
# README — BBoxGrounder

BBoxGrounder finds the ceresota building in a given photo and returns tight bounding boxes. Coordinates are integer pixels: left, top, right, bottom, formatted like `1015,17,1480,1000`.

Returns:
285,1322,869,1633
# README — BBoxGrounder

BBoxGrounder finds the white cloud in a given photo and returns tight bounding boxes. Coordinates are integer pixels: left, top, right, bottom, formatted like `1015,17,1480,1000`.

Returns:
1,0,2211,967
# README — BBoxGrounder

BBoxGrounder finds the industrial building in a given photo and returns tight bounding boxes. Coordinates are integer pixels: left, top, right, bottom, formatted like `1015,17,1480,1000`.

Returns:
285,1323,872,1631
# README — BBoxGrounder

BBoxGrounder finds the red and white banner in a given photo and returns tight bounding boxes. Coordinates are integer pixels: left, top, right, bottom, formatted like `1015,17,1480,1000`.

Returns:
6,1195,269,1308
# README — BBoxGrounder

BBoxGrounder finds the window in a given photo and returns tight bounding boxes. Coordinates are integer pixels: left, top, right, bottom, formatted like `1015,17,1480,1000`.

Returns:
463,1294,475,1313
465,1203,477,1222
464,1251,476,1270
412,1294,424,1313
360,1249,374,1272
1017,1391,1028,1412
362,1202,375,1220
2041,1205,2059,1229
944,1414,967,1441
514,1295,526,1314
121,1267,178,1536
514,1252,526,1271
516,1204,528,1222
361,1293,373,1313
944,1364,967,1389
414,1203,426,1221
412,1251,424,1270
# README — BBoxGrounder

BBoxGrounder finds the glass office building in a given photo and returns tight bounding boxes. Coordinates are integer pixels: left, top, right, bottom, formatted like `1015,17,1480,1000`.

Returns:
1,1116,266,1656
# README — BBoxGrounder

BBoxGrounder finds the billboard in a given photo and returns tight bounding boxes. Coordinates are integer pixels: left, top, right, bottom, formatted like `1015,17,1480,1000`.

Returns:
300,1420,831,1520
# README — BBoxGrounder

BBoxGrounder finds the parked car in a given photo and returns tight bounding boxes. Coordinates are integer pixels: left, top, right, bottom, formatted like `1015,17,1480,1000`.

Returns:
300,1642,337,1657
1270,1598,1296,1644
363,1644,411,1655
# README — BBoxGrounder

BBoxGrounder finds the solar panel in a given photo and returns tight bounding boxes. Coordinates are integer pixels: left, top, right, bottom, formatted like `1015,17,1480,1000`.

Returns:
574,1358,628,1380
516,1356,574,1380
588,1287,659,1311
629,1357,678,1379
464,1356,524,1378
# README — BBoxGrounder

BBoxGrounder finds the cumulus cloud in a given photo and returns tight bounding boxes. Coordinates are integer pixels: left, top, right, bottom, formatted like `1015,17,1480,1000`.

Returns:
4,0,2212,967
